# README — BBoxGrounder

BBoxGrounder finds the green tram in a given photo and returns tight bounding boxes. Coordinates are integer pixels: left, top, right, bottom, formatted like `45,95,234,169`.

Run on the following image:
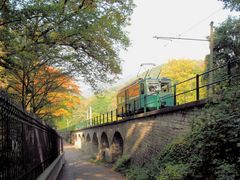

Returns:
117,77,174,116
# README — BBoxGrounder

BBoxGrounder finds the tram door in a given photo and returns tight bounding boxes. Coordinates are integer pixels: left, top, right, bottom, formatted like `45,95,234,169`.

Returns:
140,82,145,109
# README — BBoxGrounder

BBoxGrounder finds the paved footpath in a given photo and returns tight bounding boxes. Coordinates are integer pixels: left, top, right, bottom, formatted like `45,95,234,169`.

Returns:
58,142,126,180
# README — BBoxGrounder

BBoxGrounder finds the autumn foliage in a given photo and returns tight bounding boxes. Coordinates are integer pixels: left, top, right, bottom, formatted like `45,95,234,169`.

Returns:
1,63,81,126
159,59,206,104
35,66,81,120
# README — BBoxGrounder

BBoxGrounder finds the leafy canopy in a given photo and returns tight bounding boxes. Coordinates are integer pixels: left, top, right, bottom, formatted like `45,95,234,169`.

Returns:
214,0,240,65
218,0,240,11
0,0,134,89
214,17,240,65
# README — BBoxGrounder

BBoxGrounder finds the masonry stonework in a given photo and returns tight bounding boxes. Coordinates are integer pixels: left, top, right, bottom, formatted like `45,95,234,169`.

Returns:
71,101,205,166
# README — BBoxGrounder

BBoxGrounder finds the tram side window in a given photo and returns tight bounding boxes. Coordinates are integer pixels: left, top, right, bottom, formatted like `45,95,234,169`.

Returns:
117,92,125,104
161,83,170,92
128,84,139,99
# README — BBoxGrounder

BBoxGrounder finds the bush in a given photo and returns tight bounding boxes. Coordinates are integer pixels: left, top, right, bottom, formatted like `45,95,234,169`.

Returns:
113,155,131,174
215,163,238,180
155,83,240,179
157,163,189,180
126,166,149,180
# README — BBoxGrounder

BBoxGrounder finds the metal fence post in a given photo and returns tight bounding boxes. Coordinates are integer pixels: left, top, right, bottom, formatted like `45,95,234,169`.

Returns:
174,84,177,106
125,104,128,114
6,108,9,178
116,109,118,121
128,104,131,115
111,111,113,122
107,112,108,123
122,106,124,117
196,74,200,101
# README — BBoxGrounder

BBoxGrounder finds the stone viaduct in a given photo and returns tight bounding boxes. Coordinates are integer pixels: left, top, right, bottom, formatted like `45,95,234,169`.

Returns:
71,100,206,166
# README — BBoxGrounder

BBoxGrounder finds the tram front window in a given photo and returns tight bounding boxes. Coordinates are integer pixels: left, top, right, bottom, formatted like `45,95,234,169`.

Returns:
161,83,170,92
148,83,160,93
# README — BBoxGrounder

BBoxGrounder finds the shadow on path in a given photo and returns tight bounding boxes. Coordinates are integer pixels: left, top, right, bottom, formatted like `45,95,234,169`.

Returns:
58,142,125,180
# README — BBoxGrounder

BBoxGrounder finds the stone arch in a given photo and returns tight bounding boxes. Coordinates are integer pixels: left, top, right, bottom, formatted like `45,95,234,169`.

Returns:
111,131,124,162
82,134,86,141
92,132,99,155
100,132,109,149
72,134,77,144
77,133,81,142
86,133,91,151
99,132,110,161
86,134,91,142
75,133,82,149
81,134,86,148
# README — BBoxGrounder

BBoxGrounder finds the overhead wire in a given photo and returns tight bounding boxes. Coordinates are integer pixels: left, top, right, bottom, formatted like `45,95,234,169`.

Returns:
178,7,222,37
162,8,222,47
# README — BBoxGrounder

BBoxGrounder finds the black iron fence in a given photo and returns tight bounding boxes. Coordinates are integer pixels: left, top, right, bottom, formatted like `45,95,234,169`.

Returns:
76,58,240,129
0,91,63,180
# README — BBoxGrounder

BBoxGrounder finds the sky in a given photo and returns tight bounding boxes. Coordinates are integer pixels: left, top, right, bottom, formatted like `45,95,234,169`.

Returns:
81,0,238,97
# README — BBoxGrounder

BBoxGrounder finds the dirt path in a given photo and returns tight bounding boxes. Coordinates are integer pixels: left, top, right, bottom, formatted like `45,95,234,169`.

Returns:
58,143,126,180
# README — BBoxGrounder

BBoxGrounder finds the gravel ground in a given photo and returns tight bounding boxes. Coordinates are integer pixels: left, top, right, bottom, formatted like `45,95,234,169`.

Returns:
57,142,126,180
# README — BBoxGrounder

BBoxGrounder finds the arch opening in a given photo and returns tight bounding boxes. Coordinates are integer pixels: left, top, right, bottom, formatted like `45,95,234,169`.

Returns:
111,131,124,162
82,134,85,141
92,133,99,154
72,134,77,144
76,133,82,148
81,134,86,147
99,132,110,161
86,134,91,142
100,132,109,149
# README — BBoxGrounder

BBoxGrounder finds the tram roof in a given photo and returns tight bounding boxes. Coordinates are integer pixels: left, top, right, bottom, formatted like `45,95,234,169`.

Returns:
118,77,171,93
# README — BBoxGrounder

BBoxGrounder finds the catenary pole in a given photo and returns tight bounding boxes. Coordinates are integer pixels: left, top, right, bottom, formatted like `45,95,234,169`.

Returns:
209,21,214,96
153,21,214,95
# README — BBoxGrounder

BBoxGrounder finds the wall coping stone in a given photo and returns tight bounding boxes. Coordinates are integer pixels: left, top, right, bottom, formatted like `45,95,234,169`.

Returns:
37,153,65,180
